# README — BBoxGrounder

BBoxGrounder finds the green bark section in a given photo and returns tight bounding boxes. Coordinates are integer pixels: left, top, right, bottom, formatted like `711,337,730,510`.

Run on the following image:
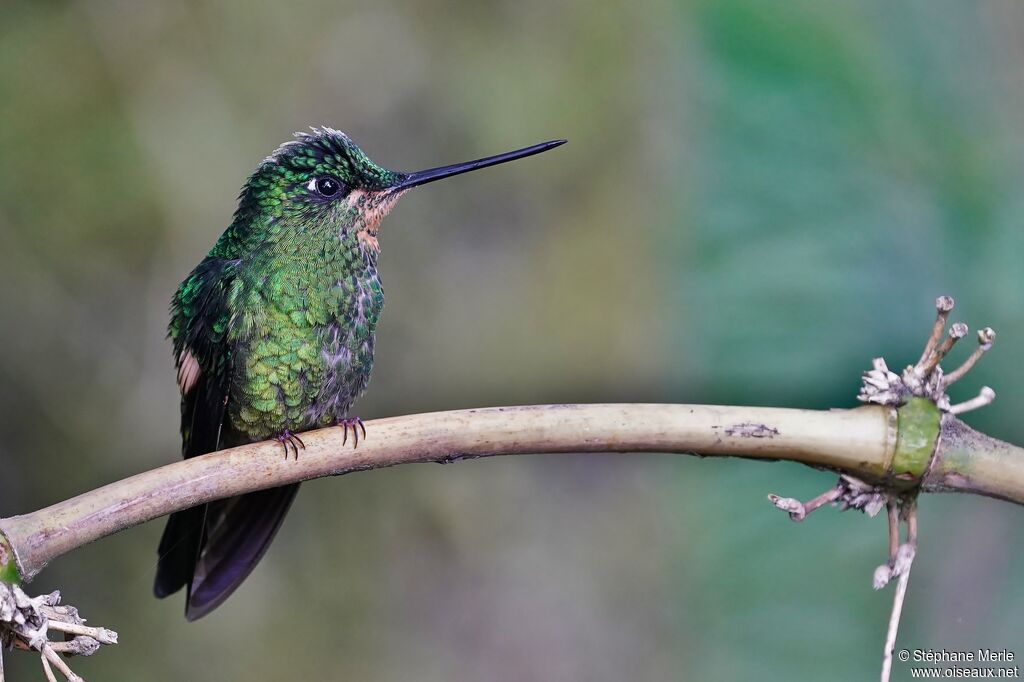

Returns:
925,416,1024,505
891,397,941,485
0,533,21,585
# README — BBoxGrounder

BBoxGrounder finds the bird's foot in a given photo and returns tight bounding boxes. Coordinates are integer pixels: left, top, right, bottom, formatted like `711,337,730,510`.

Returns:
335,416,366,448
275,429,305,460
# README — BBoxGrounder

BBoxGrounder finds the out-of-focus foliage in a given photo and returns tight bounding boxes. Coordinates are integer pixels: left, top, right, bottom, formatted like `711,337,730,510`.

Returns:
1,0,1022,680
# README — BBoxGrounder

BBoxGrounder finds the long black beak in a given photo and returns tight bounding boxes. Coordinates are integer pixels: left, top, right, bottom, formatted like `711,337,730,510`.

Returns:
391,139,566,191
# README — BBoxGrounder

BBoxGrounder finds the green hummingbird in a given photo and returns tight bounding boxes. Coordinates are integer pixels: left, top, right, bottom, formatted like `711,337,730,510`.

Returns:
155,128,565,620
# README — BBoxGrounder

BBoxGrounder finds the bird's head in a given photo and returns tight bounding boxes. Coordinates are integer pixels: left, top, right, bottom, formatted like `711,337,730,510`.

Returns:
233,127,564,255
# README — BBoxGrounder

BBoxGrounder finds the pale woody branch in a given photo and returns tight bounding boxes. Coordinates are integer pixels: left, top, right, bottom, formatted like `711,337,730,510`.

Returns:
2,400,1023,584
0,292,1015,679
1,296,1023,681
2,403,895,580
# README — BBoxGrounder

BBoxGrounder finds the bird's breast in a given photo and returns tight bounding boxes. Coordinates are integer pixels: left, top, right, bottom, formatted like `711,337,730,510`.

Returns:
229,262,384,439
307,268,384,422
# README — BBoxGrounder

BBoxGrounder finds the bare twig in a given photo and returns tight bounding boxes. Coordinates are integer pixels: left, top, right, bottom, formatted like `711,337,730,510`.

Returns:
40,654,56,682
920,322,968,376
880,502,918,682
770,474,887,526
916,295,954,368
949,387,996,415
886,501,899,564
767,485,843,521
880,563,912,682
42,618,117,646
944,328,995,386
41,644,82,682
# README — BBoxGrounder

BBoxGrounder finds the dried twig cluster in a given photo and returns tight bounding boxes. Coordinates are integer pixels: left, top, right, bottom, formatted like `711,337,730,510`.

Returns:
0,583,117,682
770,296,995,682
858,295,996,414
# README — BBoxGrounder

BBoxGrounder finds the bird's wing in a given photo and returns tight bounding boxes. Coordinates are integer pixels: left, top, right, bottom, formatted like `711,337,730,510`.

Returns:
155,257,237,598
170,257,238,459
155,257,301,620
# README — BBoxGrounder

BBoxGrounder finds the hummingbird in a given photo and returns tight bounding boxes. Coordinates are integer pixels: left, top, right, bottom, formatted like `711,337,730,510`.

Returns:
154,127,565,620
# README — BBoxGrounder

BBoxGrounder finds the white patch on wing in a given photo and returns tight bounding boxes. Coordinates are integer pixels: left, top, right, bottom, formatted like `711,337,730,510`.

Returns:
177,348,202,394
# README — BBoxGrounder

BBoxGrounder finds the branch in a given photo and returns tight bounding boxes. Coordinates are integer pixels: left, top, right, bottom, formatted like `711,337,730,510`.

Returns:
0,399,1022,583
2,402,897,579
0,296,1021,680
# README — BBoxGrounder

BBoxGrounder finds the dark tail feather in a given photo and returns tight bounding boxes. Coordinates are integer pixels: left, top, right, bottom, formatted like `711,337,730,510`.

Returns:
153,484,300,620
154,504,206,599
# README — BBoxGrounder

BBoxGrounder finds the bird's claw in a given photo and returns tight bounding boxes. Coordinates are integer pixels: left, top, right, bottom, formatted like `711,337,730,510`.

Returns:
336,417,366,449
276,430,305,460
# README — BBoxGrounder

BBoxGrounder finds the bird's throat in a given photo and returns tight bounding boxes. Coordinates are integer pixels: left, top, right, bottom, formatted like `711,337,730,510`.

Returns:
346,188,408,254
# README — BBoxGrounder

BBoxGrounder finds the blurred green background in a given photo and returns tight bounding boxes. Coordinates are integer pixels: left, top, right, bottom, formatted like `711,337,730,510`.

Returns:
2,0,1023,679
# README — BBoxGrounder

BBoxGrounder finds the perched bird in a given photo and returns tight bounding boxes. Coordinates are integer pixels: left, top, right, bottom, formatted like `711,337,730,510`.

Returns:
155,127,565,619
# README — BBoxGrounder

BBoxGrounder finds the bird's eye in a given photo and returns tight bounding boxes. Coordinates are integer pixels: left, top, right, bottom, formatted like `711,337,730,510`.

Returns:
308,176,343,198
